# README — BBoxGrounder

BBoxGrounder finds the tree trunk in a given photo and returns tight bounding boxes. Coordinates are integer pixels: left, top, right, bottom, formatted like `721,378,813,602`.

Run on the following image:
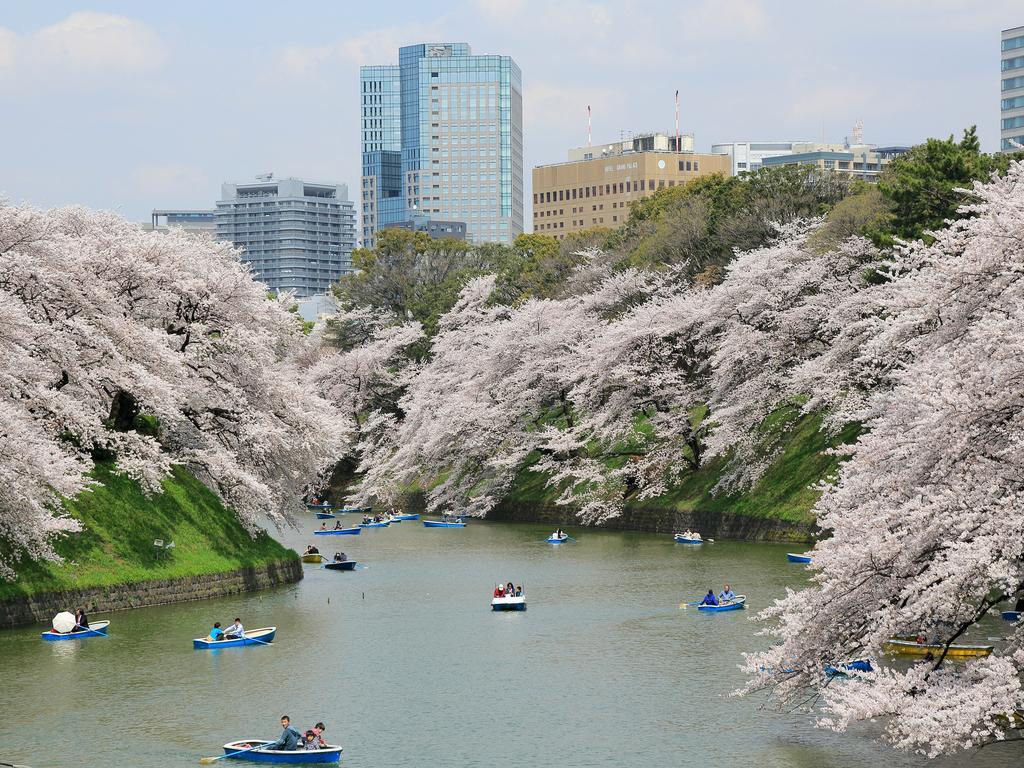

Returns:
108,390,140,432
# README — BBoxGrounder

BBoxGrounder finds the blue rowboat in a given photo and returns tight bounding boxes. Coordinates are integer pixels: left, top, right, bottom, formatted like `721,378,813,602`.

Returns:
314,527,360,536
338,506,371,514
697,595,746,612
423,520,465,528
358,521,390,529
390,513,420,521
193,627,277,650
825,659,873,677
221,741,342,764
323,560,357,571
491,595,526,611
547,534,569,544
305,503,332,510
1002,610,1021,623
786,553,813,563
674,534,703,544
41,620,110,641
314,511,336,520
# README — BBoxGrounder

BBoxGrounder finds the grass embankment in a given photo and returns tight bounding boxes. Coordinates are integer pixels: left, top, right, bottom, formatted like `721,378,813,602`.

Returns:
0,463,295,601
504,411,859,525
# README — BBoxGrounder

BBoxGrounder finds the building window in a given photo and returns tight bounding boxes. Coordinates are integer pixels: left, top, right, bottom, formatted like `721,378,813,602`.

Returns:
694,161,699,171
1002,95,1024,110
533,193,538,204
659,180,665,188
649,179,655,189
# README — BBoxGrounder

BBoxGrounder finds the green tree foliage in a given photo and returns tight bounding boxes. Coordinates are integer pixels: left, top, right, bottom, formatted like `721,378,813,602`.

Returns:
806,183,893,254
875,126,1024,243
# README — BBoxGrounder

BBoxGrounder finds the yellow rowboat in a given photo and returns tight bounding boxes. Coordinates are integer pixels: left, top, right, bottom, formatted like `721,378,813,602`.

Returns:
883,639,993,658
301,553,325,564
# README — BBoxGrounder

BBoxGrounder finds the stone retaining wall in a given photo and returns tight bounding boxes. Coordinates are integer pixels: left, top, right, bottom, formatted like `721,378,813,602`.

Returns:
0,557,302,630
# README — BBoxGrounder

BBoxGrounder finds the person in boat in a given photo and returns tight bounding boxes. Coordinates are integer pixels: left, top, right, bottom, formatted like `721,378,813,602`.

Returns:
308,722,327,749
494,583,505,598
506,581,515,597
224,618,245,640
699,589,719,606
362,514,372,525
73,607,90,631
555,528,564,539
208,622,225,642
515,585,523,597
692,531,702,540
269,715,302,751
333,552,346,563
334,520,344,530
719,584,736,602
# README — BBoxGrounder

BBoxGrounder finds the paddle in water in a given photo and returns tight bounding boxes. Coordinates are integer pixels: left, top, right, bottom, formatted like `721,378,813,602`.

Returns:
199,740,272,764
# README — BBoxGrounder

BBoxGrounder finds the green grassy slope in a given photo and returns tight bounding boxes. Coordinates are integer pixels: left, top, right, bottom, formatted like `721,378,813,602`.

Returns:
504,412,859,525
0,463,296,601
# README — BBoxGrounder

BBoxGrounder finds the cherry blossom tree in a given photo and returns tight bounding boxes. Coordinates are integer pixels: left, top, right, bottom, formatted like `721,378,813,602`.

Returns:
0,203,348,575
743,162,1024,755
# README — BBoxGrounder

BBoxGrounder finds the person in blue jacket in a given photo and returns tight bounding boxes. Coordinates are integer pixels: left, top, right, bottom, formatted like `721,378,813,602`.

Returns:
719,584,736,602
269,715,302,751
699,589,718,606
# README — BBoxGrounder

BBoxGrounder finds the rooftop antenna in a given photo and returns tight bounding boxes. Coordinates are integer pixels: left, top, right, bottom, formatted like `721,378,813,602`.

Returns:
675,89,680,152
587,104,592,148
256,172,274,181
852,119,864,145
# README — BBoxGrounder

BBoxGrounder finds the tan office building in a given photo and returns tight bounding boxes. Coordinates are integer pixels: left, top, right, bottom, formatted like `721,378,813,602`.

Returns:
532,134,730,238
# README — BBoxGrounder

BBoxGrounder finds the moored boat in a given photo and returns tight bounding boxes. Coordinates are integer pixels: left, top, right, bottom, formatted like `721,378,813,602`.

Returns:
786,553,812,563
323,560,358,571
423,519,465,528
883,639,994,658
674,534,703,545
314,511,336,520
41,620,110,641
697,596,746,612
1002,610,1021,623
301,553,325,563
491,595,526,611
221,740,342,764
314,527,361,536
193,627,277,649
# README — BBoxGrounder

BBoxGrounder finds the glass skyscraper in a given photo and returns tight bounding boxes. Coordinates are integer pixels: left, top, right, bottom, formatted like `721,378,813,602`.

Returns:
360,43,523,248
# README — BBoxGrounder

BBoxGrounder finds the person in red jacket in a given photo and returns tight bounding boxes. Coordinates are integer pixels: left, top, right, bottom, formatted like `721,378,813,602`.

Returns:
494,583,504,598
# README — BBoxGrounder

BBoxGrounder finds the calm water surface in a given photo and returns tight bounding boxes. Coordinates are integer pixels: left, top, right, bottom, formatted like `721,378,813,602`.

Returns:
0,520,1019,767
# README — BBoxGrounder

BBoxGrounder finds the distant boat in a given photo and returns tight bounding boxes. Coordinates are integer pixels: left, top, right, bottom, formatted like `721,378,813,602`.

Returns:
41,620,110,641
338,506,371,514
315,511,336,520
697,596,746,612
390,513,420,521
358,521,390,529
423,519,465,528
883,639,993,658
305,503,332,510
491,594,526,611
1002,610,1021,623
220,740,342,764
674,536,703,545
323,560,358,572
314,527,360,536
193,627,277,650
786,553,812,563
546,533,569,544
301,553,325,563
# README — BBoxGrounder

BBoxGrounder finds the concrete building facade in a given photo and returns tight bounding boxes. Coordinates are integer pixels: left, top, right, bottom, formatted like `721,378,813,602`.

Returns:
361,42,523,248
1002,26,1024,153
532,133,730,238
710,141,809,176
215,175,356,298
144,209,217,238
760,143,908,181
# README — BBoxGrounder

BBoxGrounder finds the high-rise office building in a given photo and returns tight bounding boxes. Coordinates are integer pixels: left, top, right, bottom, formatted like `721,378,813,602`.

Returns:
1002,26,1024,153
216,174,356,298
361,42,523,248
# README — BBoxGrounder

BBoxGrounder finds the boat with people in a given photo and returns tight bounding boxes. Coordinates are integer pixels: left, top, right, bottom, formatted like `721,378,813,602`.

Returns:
358,520,390,529
883,638,994,658
423,519,466,528
389,513,420,521
218,740,343,764
786,553,813,563
338,506,371,514
305,503,332,511
323,560,358,572
674,530,704,544
314,527,360,536
697,595,746,612
546,528,570,544
301,550,325,563
314,511,336,520
1002,610,1021,623
491,582,526,611
41,620,110,641
193,627,277,650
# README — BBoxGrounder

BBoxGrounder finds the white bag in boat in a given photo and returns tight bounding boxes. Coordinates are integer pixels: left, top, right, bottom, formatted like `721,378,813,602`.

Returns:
52,611,76,633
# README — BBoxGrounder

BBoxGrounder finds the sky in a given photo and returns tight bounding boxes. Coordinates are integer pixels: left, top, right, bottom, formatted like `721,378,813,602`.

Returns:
0,0,1021,232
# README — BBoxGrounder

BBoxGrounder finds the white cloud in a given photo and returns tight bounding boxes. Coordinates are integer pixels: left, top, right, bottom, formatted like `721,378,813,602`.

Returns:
679,0,768,39
473,0,528,22
0,12,166,87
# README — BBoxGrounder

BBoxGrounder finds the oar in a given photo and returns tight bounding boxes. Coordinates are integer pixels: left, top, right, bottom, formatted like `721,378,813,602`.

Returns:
241,634,273,646
679,599,701,609
200,741,273,764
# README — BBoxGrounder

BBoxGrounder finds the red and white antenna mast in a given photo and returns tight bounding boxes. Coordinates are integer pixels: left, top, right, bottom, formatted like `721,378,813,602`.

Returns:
675,89,680,151
587,104,592,148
